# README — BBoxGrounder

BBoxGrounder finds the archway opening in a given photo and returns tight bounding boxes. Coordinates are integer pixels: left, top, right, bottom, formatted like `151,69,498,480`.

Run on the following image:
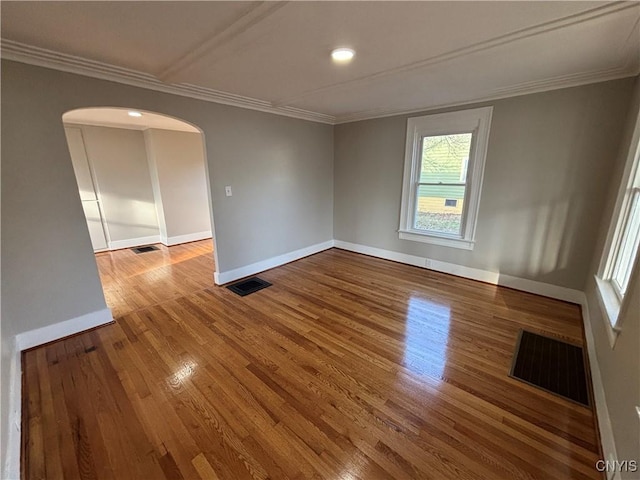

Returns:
62,107,218,318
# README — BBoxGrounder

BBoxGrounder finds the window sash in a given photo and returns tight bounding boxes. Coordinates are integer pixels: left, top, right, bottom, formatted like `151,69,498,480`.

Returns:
416,182,467,187
412,184,468,237
399,106,493,250
412,134,473,238
610,187,640,299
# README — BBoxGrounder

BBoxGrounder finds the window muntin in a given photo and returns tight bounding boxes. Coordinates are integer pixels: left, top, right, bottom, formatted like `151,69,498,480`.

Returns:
399,107,493,250
414,133,472,237
610,185,640,299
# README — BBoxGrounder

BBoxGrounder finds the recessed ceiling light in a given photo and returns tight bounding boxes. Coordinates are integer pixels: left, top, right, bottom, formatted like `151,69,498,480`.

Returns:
128,111,143,117
331,48,355,63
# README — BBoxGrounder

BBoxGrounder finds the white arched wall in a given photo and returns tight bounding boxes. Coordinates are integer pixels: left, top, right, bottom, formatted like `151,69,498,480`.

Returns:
1,60,334,479
62,108,217,260
1,59,334,347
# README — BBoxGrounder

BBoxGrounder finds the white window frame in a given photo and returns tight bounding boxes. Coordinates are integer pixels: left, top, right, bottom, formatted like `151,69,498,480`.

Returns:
398,106,493,250
595,106,640,347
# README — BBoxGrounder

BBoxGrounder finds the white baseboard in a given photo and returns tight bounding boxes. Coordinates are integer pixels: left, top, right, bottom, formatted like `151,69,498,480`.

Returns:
333,240,584,304
163,230,212,247
579,293,620,480
496,272,585,304
2,338,21,480
108,235,161,251
215,240,335,285
16,307,113,351
4,308,112,477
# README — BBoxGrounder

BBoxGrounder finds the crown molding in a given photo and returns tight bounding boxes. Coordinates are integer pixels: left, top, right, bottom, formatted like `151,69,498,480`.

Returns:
334,64,639,125
62,120,198,134
272,1,640,109
2,0,639,129
0,39,336,125
63,120,147,131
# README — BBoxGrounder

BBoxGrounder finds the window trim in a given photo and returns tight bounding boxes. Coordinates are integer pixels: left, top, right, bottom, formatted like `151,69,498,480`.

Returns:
398,106,493,250
595,105,640,346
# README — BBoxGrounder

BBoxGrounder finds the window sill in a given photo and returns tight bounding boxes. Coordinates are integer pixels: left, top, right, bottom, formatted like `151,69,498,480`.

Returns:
398,230,474,250
594,275,621,348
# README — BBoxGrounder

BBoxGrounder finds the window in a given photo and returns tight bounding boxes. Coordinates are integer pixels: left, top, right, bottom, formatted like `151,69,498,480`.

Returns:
399,107,493,249
596,108,640,344
610,188,640,298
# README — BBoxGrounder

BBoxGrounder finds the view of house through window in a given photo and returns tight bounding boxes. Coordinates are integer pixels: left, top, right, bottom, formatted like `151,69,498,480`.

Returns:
399,106,492,250
415,133,472,235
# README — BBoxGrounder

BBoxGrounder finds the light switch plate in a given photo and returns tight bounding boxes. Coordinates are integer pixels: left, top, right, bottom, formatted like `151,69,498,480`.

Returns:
225,186,232,197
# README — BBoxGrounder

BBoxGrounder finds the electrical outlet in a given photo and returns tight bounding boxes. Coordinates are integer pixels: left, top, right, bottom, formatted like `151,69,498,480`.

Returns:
425,259,432,268
225,186,232,197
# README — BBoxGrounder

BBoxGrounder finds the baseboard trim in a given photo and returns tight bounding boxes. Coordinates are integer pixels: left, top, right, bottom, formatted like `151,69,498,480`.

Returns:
333,240,584,304
108,235,161,251
579,293,620,479
2,339,21,480
16,307,114,351
215,240,335,285
163,230,212,247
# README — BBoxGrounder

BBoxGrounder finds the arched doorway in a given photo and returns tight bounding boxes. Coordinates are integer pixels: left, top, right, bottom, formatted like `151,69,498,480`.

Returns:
62,107,219,317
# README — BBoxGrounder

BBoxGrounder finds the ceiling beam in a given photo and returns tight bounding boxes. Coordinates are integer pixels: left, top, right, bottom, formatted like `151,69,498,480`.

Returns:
271,1,639,109
157,1,288,84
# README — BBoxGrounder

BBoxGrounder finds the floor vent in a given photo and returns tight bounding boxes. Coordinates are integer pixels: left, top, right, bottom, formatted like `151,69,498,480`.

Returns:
227,277,272,297
510,330,590,406
131,245,159,254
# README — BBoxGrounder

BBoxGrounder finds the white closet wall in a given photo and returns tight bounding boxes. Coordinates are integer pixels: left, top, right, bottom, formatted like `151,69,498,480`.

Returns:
65,124,211,252
65,125,161,250
64,127,109,251
144,129,211,245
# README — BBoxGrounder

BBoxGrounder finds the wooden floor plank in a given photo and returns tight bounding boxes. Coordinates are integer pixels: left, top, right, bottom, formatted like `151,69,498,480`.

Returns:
22,240,603,479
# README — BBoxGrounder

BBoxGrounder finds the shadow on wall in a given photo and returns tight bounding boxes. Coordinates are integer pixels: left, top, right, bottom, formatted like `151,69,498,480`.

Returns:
476,92,620,287
482,197,575,278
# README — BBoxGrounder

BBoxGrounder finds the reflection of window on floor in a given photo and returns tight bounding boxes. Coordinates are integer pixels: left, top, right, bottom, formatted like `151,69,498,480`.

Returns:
444,199,457,207
403,296,451,380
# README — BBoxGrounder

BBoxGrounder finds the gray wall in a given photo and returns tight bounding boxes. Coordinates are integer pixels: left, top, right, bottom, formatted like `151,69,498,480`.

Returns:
1,58,334,338
1,60,332,473
144,128,211,240
77,125,160,242
585,77,640,475
334,79,635,290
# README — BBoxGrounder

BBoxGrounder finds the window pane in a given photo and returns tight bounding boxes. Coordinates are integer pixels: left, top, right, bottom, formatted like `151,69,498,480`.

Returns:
612,190,640,296
415,185,465,235
420,133,473,183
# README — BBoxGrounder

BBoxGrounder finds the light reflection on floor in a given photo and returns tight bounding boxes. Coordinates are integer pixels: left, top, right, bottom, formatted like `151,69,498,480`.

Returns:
402,296,451,380
168,359,198,387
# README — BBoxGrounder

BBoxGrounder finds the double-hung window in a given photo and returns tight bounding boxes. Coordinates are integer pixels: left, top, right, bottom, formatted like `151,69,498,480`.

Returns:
596,108,640,345
399,107,493,250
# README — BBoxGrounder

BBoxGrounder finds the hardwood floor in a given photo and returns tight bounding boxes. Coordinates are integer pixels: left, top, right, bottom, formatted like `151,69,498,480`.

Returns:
95,240,215,318
22,243,602,479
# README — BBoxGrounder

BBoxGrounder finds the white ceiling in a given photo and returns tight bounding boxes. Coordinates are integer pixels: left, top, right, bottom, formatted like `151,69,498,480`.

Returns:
2,1,639,124
63,108,200,133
